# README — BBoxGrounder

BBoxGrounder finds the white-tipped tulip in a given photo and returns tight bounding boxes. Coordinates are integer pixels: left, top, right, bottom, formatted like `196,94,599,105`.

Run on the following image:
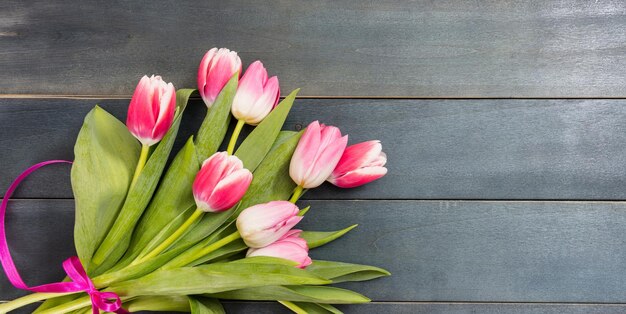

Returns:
231,61,280,125
289,121,348,189
328,140,387,188
126,75,176,146
236,201,302,248
198,48,242,107
192,152,253,213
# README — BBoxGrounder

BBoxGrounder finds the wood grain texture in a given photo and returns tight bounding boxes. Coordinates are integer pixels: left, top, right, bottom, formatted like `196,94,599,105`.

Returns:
2,199,626,303
10,302,626,314
1,0,625,97
222,302,626,314
3,98,626,200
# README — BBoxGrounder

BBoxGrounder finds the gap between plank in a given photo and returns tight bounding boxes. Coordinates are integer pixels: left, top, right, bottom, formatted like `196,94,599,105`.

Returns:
1,94,626,100
4,198,626,204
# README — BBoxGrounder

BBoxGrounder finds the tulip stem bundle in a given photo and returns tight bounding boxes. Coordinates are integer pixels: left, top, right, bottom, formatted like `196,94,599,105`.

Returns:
0,292,73,313
164,231,242,269
132,208,204,265
130,144,150,188
227,119,246,155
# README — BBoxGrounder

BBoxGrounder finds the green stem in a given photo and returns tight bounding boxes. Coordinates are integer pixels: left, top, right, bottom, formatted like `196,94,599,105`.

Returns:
38,294,131,314
289,185,305,203
0,292,74,313
226,119,246,155
130,144,150,188
131,208,204,265
164,231,241,269
279,300,307,314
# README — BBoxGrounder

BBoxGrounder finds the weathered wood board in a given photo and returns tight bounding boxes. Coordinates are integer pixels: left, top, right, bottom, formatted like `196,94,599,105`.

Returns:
0,0,625,97
3,98,626,200
2,199,626,304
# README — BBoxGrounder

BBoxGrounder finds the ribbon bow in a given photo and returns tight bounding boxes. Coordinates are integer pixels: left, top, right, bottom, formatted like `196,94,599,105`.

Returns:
0,160,128,314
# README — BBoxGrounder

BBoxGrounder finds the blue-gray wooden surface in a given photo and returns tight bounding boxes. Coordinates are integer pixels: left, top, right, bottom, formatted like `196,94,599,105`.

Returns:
1,1,626,313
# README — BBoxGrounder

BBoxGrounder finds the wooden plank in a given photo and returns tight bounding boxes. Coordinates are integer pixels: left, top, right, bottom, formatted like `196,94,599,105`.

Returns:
0,1,625,97
8,302,626,314
3,98,626,200
222,302,626,314
2,200,626,303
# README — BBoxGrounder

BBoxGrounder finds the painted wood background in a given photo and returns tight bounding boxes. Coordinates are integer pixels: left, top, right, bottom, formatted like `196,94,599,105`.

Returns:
1,0,626,313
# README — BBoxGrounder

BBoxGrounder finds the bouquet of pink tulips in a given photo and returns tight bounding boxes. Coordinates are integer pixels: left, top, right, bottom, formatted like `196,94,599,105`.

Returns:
0,48,389,314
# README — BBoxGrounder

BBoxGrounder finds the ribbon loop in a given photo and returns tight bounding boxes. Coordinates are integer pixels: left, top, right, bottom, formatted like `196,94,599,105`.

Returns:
0,160,128,313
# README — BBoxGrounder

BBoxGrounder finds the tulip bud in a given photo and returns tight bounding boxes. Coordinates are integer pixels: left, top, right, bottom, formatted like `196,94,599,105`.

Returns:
236,201,302,248
126,75,176,146
198,48,242,107
231,61,280,125
289,121,348,189
247,230,312,268
192,152,253,213
328,140,388,188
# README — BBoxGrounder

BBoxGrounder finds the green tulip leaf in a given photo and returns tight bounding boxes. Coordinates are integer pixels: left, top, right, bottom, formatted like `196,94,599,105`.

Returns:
93,245,189,287
90,88,195,274
168,206,236,254
125,295,191,312
137,204,197,257
235,89,299,172
195,74,239,161
189,297,225,314
110,261,330,297
162,223,240,269
301,225,358,249
298,206,311,217
232,256,299,267
210,285,370,304
279,301,343,314
317,303,344,314
71,106,140,271
116,136,199,268
306,260,391,283
237,130,303,211
34,287,83,312
190,238,247,266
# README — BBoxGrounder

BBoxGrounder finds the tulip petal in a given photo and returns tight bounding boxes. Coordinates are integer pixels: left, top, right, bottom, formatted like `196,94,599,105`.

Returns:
248,242,308,261
126,75,177,146
290,121,321,186
231,61,279,125
239,202,299,231
238,61,267,93
333,140,383,175
330,166,388,188
206,168,253,212
303,134,348,188
371,151,387,167
195,152,228,196
151,82,176,141
236,201,302,248
197,48,218,104
205,50,241,105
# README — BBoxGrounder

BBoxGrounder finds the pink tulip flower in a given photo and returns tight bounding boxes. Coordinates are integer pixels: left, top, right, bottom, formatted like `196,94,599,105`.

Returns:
126,75,176,146
328,140,388,188
192,152,253,213
198,48,242,107
247,230,312,268
231,61,280,125
289,121,348,189
236,201,302,248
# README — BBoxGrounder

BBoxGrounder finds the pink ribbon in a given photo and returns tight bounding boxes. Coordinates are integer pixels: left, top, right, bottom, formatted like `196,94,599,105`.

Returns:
0,160,128,314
